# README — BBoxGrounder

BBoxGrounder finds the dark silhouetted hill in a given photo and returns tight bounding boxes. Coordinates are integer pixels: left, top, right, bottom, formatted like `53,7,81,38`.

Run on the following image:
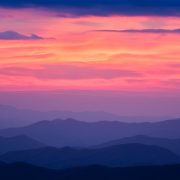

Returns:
0,144,179,169
1,163,180,180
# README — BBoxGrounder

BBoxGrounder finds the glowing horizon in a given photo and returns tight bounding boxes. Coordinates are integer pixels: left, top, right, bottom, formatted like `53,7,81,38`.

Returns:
0,8,180,93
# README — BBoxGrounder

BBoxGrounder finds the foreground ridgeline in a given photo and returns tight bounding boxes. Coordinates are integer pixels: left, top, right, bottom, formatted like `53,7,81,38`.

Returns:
0,163,180,180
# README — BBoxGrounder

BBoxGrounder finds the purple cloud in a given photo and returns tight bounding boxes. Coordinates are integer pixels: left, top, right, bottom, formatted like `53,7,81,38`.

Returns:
0,31,44,40
94,29,180,34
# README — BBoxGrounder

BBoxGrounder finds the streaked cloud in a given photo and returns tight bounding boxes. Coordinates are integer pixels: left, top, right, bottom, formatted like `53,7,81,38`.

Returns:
95,29,180,34
0,31,44,40
0,63,142,80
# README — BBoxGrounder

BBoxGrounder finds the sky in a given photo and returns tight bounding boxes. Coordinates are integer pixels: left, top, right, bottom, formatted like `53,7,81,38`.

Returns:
0,0,180,117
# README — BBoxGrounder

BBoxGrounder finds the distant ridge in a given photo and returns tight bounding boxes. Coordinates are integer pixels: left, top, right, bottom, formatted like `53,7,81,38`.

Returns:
0,104,171,128
0,118,180,147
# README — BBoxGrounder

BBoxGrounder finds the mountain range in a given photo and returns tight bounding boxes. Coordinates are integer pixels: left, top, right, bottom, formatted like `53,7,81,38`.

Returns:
0,144,179,169
1,118,180,147
0,114,180,171
0,104,171,128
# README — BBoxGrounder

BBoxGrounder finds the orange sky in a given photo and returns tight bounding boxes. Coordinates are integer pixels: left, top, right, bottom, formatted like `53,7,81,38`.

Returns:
0,8,180,93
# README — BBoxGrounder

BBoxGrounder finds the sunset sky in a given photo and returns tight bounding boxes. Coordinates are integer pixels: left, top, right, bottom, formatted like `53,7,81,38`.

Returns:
0,0,180,117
